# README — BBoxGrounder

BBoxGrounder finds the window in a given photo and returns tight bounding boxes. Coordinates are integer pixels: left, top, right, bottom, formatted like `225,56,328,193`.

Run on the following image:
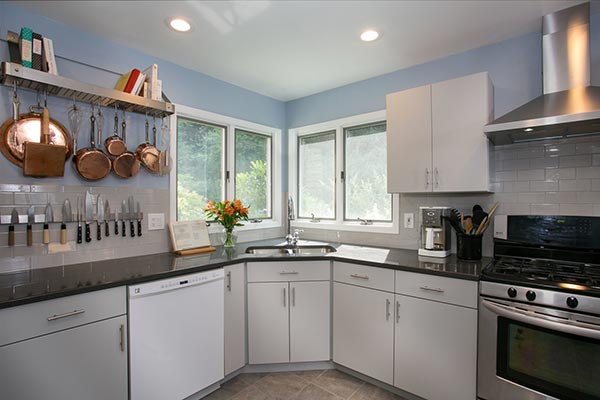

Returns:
172,105,281,228
289,110,398,233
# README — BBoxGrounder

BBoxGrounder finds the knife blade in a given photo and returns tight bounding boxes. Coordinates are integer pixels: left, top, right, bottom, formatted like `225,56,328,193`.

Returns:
135,201,142,237
61,199,71,245
96,194,104,241
9,208,18,247
128,196,135,238
114,207,119,236
121,200,127,237
85,191,93,243
27,205,35,246
77,197,82,244
43,203,53,244
104,200,110,237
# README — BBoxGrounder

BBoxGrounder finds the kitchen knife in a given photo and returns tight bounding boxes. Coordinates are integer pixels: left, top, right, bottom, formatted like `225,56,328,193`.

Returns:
121,200,127,237
77,197,82,244
114,208,119,236
61,199,71,245
104,200,110,237
9,208,18,247
128,196,135,238
85,191,93,243
96,194,104,241
136,201,142,237
26,205,35,246
43,203,53,244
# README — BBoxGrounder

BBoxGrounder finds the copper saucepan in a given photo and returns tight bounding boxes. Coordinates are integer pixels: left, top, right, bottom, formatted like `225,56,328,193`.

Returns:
135,115,160,174
104,105,126,156
112,109,140,179
73,107,111,181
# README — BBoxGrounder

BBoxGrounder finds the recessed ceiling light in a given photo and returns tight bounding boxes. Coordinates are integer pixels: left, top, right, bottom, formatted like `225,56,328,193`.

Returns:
360,30,379,42
168,18,191,32
524,128,534,132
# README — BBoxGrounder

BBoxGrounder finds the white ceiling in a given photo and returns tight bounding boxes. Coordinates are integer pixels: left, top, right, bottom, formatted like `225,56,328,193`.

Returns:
9,0,591,101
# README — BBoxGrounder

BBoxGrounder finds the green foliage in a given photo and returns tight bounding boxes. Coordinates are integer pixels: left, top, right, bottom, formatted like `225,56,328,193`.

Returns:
236,160,268,218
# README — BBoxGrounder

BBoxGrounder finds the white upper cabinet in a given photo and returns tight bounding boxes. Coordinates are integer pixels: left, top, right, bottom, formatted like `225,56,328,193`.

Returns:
386,72,493,193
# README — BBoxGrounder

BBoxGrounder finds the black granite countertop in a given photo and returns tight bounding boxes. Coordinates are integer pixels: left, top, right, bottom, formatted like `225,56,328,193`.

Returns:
0,239,491,309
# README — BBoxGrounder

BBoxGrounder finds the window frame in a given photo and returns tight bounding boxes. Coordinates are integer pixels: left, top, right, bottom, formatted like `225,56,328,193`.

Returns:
170,104,282,233
289,110,400,234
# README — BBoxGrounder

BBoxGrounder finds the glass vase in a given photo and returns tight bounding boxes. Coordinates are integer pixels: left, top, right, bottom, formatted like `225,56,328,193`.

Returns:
222,227,237,248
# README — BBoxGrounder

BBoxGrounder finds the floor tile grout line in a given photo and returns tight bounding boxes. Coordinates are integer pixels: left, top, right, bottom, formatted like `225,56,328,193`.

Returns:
345,381,365,400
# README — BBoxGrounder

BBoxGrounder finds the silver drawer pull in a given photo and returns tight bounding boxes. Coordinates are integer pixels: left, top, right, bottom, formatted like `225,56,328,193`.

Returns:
350,273,369,280
386,299,391,321
280,271,299,275
47,309,85,321
419,286,445,293
119,324,125,352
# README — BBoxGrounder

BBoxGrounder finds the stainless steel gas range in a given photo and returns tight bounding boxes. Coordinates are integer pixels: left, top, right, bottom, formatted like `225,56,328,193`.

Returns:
478,215,600,400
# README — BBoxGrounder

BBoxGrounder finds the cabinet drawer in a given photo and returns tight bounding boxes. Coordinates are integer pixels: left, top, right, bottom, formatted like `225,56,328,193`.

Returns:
0,286,126,347
333,262,394,292
247,261,330,282
395,271,477,308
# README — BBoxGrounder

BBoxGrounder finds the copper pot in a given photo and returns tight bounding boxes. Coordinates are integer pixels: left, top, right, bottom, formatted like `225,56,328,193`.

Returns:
73,111,111,181
112,110,140,179
104,106,126,156
135,117,160,174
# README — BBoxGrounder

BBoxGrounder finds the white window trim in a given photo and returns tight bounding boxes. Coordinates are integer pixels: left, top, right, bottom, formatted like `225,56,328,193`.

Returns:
289,110,400,234
169,104,282,233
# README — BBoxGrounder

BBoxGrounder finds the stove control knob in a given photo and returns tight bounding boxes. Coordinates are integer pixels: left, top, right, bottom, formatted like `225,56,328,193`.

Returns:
526,290,536,301
566,296,578,308
507,287,517,298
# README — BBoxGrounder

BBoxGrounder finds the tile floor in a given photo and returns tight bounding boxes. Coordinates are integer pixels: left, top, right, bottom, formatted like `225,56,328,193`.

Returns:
203,369,409,400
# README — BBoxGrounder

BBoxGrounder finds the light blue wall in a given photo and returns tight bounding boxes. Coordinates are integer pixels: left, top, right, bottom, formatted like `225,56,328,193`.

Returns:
0,3,285,189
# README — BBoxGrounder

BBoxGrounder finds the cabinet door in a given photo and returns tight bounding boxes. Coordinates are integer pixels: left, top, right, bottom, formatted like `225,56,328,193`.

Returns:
290,281,330,362
224,264,246,375
0,315,128,400
386,85,433,193
248,282,289,364
432,72,492,192
333,282,394,385
394,294,477,400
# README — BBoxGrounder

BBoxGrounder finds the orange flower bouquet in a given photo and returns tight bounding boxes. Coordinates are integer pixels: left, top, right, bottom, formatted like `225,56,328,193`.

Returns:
205,199,249,247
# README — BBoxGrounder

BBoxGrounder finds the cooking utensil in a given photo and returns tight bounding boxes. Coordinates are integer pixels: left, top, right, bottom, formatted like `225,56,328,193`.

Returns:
73,106,111,181
85,191,93,243
114,207,119,236
9,208,18,247
136,201,142,237
121,200,127,237
159,117,172,176
96,194,104,241
136,115,160,174
476,202,500,235
104,200,110,237
27,205,35,246
43,203,53,244
77,197,82,244
472,204,486,229
112,110,140,179
23,92,67,177
61,199,71,245
448,208,465,234
67,98,82,153
105,105,126,156
9,82,19,137
128,196,135,237
463,216,474,235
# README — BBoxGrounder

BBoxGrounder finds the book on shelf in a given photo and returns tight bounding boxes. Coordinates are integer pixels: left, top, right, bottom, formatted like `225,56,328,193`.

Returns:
115,70,133,91
131,72,146,95
123,68,141,93
7,31,21,64
42,37,58,75
19,27,33,68
31,32,43,70
141,63,161,101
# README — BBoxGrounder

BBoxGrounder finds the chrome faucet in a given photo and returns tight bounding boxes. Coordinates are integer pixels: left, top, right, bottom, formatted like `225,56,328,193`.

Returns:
286,197,297,245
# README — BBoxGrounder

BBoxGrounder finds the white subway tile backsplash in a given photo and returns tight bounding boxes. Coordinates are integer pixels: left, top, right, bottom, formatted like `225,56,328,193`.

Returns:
592,179,600,191
502,159,530,171
14,193,48,205
544,143,576,156
559,204,595,216
495,170,517,182
593,154,600,166
595,205,600,216
560,155,592,168
530,157,559,169
530,204,560,215
530,181,559,192
545,168,576,181
502,181,530,193
576,191,600,204
516,147,544,159
559,179,591,191
577,167,600,179
517,192,545,203
517,169,545,181
499,203,531,215
0,193,14,205
576,143,600,154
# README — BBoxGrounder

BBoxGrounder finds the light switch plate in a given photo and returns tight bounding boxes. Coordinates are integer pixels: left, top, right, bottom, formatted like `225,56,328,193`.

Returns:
148,213,165,231
404,213,414,229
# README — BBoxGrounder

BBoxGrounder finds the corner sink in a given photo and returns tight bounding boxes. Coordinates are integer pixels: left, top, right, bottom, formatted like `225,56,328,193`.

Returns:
245,245,336,256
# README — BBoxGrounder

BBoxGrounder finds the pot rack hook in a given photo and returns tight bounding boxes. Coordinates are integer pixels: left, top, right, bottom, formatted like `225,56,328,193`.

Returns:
12,81,18,99
44,88,48,108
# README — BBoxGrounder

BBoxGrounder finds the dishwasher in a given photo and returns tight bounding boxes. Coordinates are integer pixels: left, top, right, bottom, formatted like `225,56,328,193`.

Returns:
129,269,224,400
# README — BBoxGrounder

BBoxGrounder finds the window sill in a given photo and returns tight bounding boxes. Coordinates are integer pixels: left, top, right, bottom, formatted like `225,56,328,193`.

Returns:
207,220,282,234
292,220,399,234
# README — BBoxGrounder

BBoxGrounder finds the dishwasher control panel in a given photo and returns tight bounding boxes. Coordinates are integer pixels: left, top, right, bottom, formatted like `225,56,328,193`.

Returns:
128,268,224,298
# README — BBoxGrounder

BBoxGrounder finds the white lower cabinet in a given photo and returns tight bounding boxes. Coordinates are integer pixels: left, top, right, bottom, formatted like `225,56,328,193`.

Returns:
394,294,477,400
224,263,246,375
333,281,394,385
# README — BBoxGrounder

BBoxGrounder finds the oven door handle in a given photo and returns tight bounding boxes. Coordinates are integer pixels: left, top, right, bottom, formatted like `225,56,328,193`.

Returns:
482,299,600,341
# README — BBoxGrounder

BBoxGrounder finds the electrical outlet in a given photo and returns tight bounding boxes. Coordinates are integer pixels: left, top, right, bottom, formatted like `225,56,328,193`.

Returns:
404,213,414,229
148,213,165,231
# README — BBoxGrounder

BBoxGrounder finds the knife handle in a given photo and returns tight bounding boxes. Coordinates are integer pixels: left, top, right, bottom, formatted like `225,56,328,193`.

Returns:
43,223,50,244
130,221,135,237
77,224,82,244
85,223,91,243
105,221,110,237
27,224,32,246
115,220,119,235
137,220,142,237
8,226,14,247
97,222,101,241
122,220,126,237
61,223,67,245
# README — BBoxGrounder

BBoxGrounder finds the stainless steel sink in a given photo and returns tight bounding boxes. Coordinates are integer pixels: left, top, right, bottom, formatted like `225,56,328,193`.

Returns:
245,245,336,256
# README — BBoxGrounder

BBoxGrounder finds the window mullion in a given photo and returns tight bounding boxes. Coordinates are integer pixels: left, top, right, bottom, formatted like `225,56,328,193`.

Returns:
335,126,344,224
225,125,235,199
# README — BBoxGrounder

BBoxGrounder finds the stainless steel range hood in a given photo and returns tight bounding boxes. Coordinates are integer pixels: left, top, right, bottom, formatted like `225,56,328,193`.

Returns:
485,2,600,145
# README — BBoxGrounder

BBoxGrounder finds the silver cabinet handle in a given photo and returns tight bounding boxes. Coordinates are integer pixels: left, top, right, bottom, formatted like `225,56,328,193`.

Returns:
396,301,401,323
350,273,369,280
119,324,125,352
226,271,232,291
425,168,430,188
434,167,439,188
386,299,391,321
419,286,445,293
280,271,299,275
47,309,85,321
283,287,287,308
292,287,296,307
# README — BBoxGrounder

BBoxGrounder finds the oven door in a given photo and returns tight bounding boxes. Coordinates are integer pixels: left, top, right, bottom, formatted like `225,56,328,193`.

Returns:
478,297,600,400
